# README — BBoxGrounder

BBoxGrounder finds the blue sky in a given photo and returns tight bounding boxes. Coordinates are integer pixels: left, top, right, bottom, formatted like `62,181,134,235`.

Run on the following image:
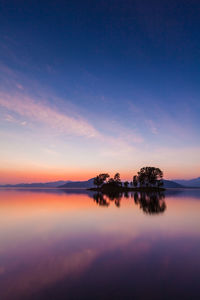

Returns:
0,0,200,183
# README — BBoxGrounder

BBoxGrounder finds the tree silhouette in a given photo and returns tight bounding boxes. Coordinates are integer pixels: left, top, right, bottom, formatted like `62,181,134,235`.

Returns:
133,175,138,187
93,173,110,189
92,167,164,192
93,176,102,189
137,167,163,187
124,181,129,188
114,173,122,186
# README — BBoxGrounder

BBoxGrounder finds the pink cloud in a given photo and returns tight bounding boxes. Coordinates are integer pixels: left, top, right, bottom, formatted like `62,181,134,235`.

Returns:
16,83,24,90
0,92,99,138
0,90,144,155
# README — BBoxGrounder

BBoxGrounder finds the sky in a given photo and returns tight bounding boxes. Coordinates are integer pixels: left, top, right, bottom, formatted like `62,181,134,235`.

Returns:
0,0,200,183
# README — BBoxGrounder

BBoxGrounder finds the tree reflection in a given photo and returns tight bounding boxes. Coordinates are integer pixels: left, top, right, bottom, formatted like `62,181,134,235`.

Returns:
134,191,166,214
93,192,122,207
93,192,110,206
93,191,166,214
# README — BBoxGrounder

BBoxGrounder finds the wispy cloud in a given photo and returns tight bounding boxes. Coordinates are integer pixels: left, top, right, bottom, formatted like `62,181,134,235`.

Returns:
0,82,145,155
146,119,158,135
0,92,99,138
4,114,16,123
0,63,145,165
3,113,27,126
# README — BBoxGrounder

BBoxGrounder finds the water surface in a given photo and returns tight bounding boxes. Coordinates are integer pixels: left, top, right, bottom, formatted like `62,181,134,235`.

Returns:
0,189,200,300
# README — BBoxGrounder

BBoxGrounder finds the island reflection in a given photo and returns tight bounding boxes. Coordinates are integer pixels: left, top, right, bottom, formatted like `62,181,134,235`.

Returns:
93,191,166,214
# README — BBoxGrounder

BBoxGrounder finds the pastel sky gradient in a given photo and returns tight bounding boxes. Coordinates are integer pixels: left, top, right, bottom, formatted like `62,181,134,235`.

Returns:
0,0,200,183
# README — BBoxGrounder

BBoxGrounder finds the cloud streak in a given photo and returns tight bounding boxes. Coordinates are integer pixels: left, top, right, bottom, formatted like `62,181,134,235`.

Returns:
0,89,144,155
0,92,99,138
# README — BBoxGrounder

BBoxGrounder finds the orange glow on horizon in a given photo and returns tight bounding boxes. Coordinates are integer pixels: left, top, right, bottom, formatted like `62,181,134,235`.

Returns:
1,164,199,184
0,168,96,184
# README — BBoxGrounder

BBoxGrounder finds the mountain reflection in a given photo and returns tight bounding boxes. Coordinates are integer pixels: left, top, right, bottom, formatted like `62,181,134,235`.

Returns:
93,191,166,214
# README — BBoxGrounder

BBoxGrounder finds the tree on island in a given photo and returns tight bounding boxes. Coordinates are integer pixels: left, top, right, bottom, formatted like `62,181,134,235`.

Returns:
107,173,122,188
124,181,129,188
93,173,110,189
93,172,122,189
114,172,122,186
93,167,164,191
133,175,138,187
136,167,163,188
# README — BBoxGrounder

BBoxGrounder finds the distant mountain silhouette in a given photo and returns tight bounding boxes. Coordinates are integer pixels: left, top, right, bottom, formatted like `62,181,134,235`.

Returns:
0,178,185,189
173,177,200,188
163,179,184,188
0,180,70,188
58,178,95,188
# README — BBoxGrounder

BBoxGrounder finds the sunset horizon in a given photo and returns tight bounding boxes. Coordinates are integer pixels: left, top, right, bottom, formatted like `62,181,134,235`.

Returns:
0,168,199,185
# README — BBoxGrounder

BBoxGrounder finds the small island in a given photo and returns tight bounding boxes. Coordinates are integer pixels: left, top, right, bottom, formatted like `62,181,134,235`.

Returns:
88,166,165,192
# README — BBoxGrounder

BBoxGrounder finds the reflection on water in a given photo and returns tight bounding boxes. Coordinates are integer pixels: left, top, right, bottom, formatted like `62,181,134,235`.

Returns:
0,189,200,300
134,192,166,214
93,191,166,214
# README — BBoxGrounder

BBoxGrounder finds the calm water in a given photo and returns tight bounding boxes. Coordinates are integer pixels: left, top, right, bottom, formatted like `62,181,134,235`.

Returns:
0,189,200,300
